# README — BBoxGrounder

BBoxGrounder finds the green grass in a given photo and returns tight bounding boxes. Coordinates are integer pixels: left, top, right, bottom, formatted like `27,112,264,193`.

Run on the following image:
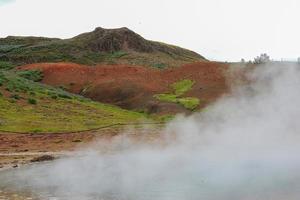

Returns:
177,97,200,110
17,70,43,82
154,79,200,110
0,96,146,133
0,61,14,70
0,69,149,133
171,79,195,96
154,94,178,103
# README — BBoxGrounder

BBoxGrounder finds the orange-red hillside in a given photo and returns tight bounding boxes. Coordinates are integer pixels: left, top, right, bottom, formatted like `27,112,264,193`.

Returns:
19,62,229,114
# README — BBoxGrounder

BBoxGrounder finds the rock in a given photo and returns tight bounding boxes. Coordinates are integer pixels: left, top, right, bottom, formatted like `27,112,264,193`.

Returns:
30,155,55,163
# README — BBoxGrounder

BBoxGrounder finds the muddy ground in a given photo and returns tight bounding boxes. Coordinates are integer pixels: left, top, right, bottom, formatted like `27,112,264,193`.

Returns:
0,125,163,170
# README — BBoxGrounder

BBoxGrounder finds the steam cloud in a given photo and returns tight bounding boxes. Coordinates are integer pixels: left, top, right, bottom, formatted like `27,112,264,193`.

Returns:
1,64,300,199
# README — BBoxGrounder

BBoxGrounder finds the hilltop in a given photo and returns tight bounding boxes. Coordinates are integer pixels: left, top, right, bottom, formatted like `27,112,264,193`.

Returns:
0,27,205,68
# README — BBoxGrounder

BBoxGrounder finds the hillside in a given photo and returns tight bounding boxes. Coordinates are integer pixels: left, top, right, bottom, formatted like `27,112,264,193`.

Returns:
19,62,229,114
0,63,150,133
0,27,205,68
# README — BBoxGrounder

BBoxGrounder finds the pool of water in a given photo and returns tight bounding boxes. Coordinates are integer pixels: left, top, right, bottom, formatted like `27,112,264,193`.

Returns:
1,156,300,200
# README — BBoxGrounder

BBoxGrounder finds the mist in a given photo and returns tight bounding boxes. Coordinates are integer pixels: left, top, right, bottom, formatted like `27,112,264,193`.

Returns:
1,63,300,199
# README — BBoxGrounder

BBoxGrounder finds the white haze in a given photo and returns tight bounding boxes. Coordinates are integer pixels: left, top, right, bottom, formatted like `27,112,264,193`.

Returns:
1,0,300,61
1,64,300,199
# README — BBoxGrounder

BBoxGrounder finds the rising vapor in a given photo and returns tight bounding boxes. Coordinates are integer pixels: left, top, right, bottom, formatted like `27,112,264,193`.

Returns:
1,63,300,200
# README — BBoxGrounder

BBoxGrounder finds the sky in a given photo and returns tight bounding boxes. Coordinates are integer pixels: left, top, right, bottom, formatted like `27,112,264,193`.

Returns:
0,0,299,61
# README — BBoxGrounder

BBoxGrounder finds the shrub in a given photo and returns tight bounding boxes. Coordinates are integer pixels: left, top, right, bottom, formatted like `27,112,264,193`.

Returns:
17,70,43,82
10,94,21,100
152,63,167,69
28,98,37,104
51,95,58,99
0,61,14,70
58,93,72,99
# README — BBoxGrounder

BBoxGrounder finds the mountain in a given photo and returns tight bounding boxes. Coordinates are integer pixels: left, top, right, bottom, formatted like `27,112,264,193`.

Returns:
0,27,206,68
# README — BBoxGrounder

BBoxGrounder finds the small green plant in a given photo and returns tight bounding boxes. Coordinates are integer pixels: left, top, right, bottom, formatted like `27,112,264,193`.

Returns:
0,61,14,70
58,93,72,99
17,70,43,82
152,63,167,69
10,94,21,100
28,98,37,105
51,95,58,99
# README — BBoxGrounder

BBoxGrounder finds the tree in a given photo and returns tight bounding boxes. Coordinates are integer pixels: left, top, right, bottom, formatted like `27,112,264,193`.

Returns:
253,53,271,64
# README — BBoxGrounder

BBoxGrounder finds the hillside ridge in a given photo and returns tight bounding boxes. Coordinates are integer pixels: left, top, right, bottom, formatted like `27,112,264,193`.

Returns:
0,27,206,67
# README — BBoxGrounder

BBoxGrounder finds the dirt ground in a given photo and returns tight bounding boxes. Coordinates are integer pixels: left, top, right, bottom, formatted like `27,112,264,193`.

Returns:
0,125,163,170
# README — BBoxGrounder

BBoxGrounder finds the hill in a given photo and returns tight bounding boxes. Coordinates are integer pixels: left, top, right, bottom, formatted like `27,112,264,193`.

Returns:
19,62,229,114
0,27,205,68
0,63,151,133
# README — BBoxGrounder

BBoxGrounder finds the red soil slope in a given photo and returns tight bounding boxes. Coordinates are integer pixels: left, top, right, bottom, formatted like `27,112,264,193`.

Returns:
19,62,229,114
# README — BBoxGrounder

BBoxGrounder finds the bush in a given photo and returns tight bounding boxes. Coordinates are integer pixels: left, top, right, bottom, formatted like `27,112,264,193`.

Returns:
58,93,72,99
0,61,14,70
28,98,37,104
51,95,58,99
10,94,21,100
17,70,43,82
253,53,271,64
152,63,167,69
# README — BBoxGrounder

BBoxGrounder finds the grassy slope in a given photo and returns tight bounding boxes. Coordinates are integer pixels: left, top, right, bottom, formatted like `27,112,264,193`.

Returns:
0,66,148,133
0,31,204,68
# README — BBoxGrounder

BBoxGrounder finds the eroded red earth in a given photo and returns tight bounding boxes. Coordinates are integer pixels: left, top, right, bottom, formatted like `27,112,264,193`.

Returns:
19,61,229,114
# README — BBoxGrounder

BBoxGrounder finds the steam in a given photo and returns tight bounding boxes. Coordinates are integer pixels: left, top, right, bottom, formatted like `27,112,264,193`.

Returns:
2,64,300,200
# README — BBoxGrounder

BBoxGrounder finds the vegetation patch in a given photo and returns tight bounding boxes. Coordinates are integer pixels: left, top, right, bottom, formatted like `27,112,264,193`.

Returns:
0,61,14,70
177,97,200,110
154,79,200,110
27,98,37,105
17,70,43,82
0,69,151,133
172,79,195,96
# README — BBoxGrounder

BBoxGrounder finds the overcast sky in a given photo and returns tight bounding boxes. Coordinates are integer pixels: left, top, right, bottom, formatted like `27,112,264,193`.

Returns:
0,0,299,61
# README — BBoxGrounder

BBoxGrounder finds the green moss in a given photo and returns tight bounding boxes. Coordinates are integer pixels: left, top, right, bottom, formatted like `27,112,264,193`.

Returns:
178,97,200,110
154,94,178,103
154,79,200,110
17,70,43,82
171,79,195,96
